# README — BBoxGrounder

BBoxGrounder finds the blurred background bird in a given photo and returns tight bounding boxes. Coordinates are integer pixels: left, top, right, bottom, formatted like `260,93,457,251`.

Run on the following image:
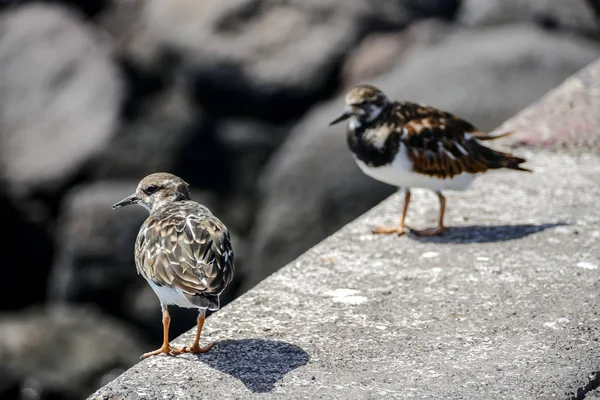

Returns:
0,0,598,398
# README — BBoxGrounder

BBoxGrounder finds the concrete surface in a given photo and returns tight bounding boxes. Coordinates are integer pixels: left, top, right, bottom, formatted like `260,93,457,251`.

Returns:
89,149,600,400
501,58,600,154
89,60,600,400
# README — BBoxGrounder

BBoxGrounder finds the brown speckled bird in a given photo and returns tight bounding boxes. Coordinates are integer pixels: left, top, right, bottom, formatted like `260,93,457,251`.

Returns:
113,173,234,359
330,84,530,236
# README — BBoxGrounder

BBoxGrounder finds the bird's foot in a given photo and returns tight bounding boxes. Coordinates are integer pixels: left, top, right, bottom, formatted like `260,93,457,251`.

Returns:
411,226,446,237
171,342,215,355
140,344,172,359
372,225,406,236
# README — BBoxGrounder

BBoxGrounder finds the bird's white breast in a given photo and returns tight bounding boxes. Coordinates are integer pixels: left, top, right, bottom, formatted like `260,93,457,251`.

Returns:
354,143,476,191
146,278,199,309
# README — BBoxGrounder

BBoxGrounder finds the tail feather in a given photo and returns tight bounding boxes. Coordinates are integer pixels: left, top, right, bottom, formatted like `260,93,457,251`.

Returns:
485,148,531,172
473,129,517,141
467,139,531,172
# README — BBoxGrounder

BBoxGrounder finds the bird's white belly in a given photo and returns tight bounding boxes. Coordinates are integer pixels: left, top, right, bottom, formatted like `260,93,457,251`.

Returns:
146,278,198,309
354,144,475,191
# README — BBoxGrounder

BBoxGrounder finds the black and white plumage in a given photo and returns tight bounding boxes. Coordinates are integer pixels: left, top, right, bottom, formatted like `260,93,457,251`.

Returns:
113,172,234,358
330,84,530,236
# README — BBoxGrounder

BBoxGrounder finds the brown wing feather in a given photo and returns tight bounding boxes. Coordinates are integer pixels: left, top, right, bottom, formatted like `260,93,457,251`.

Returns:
393,102,529,179
135,210,235,304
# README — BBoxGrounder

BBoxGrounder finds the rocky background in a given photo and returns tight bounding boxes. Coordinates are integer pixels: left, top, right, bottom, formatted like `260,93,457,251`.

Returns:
0,0,598,399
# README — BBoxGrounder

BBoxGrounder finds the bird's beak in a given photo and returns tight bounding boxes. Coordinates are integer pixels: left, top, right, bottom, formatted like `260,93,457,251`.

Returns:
329,107,352,126
112,193,139,209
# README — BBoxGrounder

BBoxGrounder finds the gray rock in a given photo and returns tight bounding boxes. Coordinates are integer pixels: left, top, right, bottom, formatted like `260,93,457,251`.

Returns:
107,0,415,122
0,1,112,17
0,305,145,400
248,25,600,291
48,181,148,315
458,0,599,34
367,24,600,131
340,19,454,88
404,0,461,19
215,118,287,233
0,4,122,196
90,83,207,183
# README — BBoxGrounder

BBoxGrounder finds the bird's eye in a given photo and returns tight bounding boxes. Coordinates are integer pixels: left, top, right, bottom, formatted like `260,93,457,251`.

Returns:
145,185,158,195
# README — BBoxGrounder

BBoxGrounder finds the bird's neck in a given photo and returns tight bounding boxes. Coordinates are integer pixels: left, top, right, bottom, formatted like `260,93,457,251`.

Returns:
149,198,181,215
346,103,398,167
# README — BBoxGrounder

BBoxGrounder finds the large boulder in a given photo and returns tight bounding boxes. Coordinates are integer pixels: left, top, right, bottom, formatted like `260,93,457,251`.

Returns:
0,1,112,17
102,0,418,122
89,83,225,189
90,79,279,204
0,305,145,400
360,25,600,132
247,24,600,291
48,181,147,314
340,19,454,87
0,4,122,197
458,0,599,34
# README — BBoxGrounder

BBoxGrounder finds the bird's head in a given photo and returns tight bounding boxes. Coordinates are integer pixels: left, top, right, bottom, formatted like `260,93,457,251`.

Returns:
112,172,191,214
329,84,390,127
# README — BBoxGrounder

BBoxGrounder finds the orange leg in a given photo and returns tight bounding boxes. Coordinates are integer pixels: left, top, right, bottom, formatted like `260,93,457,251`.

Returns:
413,191,447,237
172,310,215,355
374,189,411,236
141,304,172,359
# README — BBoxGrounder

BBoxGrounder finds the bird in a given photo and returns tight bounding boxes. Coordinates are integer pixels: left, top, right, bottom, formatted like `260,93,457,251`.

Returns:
112,172,234,359
329,84,530,236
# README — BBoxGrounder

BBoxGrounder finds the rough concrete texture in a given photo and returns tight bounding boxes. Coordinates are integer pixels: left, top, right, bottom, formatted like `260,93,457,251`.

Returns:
89,148,600,399
90,60,600,399
500,57,600,154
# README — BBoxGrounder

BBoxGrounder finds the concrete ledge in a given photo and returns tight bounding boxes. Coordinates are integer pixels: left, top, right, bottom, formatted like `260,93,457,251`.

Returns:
89,60,600,400
501,58,600,154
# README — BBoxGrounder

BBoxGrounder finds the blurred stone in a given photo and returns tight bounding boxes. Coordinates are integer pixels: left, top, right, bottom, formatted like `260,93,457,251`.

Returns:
0,1,112,17
341,19,454,88
92,83,200,178
104,0,417,122
0,305,145,400
91,78,285,231
248,24,600,291
52,0,111,16
458,0,599,34
216,118,286,231
368,24,600,132
405,0,461,20
48,181,147,314
0,4,123,197
0,190,54,310
91,77,237,195
588,0,600,19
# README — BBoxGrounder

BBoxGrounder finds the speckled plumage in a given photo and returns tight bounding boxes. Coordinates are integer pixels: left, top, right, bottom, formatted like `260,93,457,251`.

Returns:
113,172,234,358
135,200,234,311
341,86,529,179
330,85,531,236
